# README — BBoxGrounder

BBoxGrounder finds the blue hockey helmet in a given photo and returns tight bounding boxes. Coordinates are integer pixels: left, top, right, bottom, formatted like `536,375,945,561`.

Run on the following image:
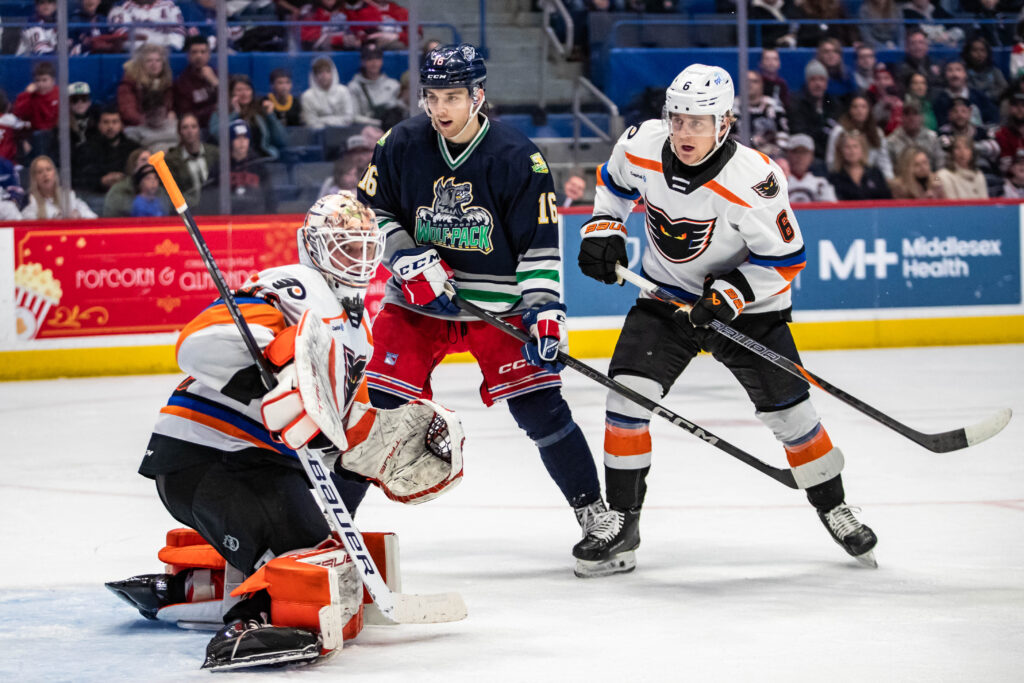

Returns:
419,43,487,95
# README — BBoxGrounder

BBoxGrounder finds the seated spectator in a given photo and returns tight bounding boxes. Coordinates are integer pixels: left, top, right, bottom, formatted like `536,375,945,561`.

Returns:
348,42,402,125
267,69,303,127
228,120,275,214
758,48,790,108
904,73,938,131
102,147,156,217
940,96,1000,175
1010,19,1024,81
0,156,27,220
71,0,126,55
301,0,357,51
302,57,358,130
124,91,179,153
209,75,286,160
853,45,878,94
1001,148,1024,197
173,35,219,128
936,134,989,199
73,106,139,195
749,0,796,49
228,0,286,52
793,0,858,48
367,0,410,48
858,0,899,49
344,127,380,169
828,130,893,200
994,93,1024,170
787,60,842,165
887,100,944,170
0,90,30,164
826,95,893,180
888,146,943,199
13,62,59,134
130,163,167,217
735,70,789,158
784,134,836,202
318,152,364,196
963,36,1008,106
109,0,186,53
867,64,904,134
814,37,856,99
893,30,944,95
902,0,962,47
21,155,97,220
17,0,57,56
68,82,100,149
342,0,387,46
165,113,218,208
118,44,175,127
558,173,587,208
933,60,998,128
961,0,1019,48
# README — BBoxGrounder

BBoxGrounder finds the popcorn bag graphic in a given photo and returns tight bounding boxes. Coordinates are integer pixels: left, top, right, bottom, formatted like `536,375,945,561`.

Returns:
14,263,63,340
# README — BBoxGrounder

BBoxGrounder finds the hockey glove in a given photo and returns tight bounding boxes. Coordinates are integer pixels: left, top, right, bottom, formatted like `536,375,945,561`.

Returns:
688,273,751,328
578,221,627,284
520,302,566,373
390,246,459,316
261,363,321,449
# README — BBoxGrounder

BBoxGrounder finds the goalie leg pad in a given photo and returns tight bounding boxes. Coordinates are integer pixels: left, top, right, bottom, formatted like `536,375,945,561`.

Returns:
341,399,465,504
232,542,364,652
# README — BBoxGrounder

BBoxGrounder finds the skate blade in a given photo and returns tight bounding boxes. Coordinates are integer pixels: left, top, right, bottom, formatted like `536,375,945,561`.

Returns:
854,550,878,569
574,551,637,578
202,648,320,672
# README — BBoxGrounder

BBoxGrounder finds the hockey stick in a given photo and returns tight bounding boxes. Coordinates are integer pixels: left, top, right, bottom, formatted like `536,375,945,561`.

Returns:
150,151,466,625
445,286,845,490
614,264,1012,453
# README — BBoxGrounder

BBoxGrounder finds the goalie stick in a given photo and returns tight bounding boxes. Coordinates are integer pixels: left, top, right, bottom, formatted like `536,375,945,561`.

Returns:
150,151,466,625
614,264,1012,453
445,286,844,490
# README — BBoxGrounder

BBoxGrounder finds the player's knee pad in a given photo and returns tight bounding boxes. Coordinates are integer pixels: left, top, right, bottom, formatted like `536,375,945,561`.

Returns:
604,374,660,470
758,399,845,489
506,387,575,444
755,397,820,444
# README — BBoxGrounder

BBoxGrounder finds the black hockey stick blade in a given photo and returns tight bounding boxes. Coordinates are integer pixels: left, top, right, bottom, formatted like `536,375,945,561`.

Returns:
615,265,1013,453
447,288,810,489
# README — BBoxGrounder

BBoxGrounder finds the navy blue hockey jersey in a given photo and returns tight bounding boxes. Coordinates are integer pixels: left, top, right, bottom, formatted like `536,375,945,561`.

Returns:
357,113,562,319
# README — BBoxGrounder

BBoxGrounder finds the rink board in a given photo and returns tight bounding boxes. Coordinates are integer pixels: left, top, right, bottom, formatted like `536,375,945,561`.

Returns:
2,200,1024,380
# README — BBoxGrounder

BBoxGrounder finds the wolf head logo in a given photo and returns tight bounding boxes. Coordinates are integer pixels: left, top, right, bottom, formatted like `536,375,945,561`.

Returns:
433,177,474,217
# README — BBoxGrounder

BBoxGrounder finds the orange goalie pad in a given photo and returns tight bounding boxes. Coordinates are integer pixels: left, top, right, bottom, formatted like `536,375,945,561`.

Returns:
158,528,226,574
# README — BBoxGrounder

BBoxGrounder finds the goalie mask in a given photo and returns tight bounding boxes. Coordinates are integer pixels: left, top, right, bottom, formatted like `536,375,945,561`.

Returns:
298,192,385,320
663,64,735,165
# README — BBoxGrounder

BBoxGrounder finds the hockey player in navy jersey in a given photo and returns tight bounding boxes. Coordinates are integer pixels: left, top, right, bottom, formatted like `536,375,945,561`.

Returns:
575,64,878,575
354,43,614,572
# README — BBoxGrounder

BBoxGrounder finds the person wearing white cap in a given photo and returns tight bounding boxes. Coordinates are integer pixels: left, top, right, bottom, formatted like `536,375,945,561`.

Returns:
785,133,837,203
68,81,100,147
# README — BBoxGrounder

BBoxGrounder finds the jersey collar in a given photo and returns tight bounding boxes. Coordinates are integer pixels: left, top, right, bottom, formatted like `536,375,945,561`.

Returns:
438,115,490,170
661,138,737,194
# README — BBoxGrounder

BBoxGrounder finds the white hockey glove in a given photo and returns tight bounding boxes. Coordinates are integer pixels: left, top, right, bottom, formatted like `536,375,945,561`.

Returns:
339,399,465,504
261,363,322,450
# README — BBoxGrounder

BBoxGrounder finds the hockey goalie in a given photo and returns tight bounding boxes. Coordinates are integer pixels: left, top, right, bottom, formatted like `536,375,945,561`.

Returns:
105,193,465,671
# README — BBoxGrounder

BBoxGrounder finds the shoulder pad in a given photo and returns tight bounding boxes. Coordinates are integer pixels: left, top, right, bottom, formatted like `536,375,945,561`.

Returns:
252,265,343,325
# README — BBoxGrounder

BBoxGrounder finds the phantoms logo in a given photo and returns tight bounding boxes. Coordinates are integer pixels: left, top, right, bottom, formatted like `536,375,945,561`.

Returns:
819,237,1002,280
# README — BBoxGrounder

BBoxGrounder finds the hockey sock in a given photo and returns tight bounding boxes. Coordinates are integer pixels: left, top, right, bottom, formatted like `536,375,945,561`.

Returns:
507,389,601,508
605,465,649,511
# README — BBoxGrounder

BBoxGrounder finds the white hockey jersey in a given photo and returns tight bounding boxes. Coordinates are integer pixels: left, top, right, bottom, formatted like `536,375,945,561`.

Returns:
148,264,373,463
589,119,806,314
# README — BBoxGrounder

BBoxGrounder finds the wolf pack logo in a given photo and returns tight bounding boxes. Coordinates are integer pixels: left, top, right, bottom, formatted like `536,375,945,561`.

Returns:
752,172,780,199
645,200,715,263
415,177,495,254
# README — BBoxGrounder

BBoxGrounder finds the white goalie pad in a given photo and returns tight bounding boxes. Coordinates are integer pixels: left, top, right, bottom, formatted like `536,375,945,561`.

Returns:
293,310,465,504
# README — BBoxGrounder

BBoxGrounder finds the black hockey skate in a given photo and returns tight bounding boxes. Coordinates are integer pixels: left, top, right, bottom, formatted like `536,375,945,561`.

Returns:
105,574,180,620
818,504,878,568
201,619,322,671
572,505,640,578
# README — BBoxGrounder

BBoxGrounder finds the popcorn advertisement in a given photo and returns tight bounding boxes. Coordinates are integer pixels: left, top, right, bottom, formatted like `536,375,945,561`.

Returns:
9,217,308,341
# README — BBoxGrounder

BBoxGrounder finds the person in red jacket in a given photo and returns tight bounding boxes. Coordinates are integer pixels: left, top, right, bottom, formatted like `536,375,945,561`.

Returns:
367,0,408,47
13,62,59,133
342,0,384,46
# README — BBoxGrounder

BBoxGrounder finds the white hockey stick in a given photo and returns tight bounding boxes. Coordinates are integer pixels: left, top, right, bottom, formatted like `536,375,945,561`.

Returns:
150,151,466,625
615,264,1012,453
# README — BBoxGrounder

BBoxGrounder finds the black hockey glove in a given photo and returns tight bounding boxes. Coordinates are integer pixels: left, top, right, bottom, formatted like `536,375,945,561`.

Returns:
688,272,754,328
578,218,628,284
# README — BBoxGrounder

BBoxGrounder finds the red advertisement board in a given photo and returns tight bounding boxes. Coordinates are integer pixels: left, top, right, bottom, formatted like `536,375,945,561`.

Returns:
12,215,389,340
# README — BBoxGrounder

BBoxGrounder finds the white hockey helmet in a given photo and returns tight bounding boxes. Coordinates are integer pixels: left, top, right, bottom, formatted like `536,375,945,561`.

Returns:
298,192,385,311
663,64,735,160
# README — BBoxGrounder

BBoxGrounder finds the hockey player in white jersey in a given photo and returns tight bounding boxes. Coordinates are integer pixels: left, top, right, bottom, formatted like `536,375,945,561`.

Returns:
105,192,464,670
575,64,877,577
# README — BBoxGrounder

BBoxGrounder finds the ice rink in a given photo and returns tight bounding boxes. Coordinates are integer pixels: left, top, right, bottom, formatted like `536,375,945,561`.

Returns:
1,344,1022,682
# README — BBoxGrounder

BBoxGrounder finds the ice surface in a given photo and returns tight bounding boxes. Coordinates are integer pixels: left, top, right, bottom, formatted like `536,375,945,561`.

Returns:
1,345,1022,682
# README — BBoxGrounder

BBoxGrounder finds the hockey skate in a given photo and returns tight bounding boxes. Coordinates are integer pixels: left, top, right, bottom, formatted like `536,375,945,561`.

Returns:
201,619,321,671
572,503,640,578
818,504,878,568
105,574,179,620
